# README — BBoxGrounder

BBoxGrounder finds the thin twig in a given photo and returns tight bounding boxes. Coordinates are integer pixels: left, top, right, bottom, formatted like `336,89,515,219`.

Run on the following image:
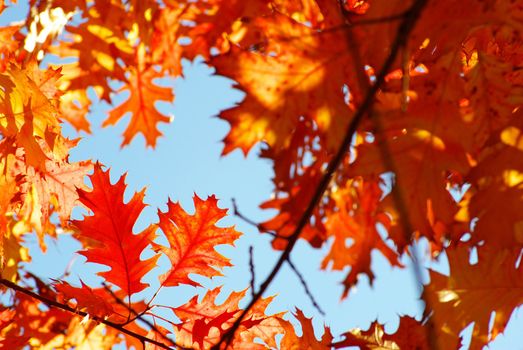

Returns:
248,246,256,299
287,258,325,316
100,282,183,350
231,198,264,231
147,311,179,328
212,1,429,349
256,11,409,44
231,198,283,239
0,278,179,350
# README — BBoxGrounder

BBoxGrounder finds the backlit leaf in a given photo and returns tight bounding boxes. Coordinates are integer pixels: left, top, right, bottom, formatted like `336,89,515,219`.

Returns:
73,163,159,297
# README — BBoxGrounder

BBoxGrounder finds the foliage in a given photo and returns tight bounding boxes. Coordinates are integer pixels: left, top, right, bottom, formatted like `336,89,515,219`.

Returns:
0,0,522,349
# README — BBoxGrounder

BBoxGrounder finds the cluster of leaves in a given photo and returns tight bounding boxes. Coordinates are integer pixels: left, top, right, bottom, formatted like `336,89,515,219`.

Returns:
1,0,523,349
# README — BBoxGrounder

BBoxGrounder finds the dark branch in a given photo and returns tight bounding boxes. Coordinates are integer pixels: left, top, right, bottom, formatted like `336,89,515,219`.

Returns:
213,1,429,348
231,198,263,231
287,258,325,316
248,246,256,299
0,278,186,350
231,198,285,239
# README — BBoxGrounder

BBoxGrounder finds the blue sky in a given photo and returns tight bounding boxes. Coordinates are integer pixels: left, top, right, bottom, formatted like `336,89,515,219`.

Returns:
2,2,523,348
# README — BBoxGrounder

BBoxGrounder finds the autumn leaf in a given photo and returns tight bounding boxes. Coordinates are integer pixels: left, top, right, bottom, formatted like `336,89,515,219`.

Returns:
45,317,121,350
104,56,173,147
385,317,430,350
73,163,159,297
172,287,284,349
260,160,327,250
3,137,92,250
51,2,172,147
50,3,132,101
333,321,397,350
0,308,30,349
50,62,92,133
3,0,523,349
153,194,241,288
211,11,357,156
179,0,271,61
150,6,186,75
53,279,151,325
0,25,21,70
333,316,429,350
54,280,115,319
426,245,523,349
4,291,72,348
0,65,62,170
352,58,473,252
322,178,401,297
278,309,332,350
143,325,172,350
34,157,93,224
58,87,91,133
466,116,523,248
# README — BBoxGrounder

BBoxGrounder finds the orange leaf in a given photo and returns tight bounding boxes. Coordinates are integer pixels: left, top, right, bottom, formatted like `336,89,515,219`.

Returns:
426,245,523,349
150,6,185,75
211,12,356,156
333,316,430,350
3,137,92,250
73,163,159,296
278,309,332,350
323,179,401,298
104,64,173,148
153,194,241,288
260,160,327,250
172,287,283,349
0,25,21,70
54,280,115,318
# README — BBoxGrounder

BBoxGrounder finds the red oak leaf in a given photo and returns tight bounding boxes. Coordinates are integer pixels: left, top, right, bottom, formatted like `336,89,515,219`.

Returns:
73,163,159,297
279,309,333,350
333,317,430,350
54,280,114,318
153,194,242,288
322,178,401,297
172,287,283,349
104,53,174,148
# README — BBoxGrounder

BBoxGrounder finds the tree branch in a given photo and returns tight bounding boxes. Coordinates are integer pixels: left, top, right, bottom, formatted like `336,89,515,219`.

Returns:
232,204,324,314
212,1,429,348
231,198,285,239
0,278,188,350
248,246,256,299
287,258,325,316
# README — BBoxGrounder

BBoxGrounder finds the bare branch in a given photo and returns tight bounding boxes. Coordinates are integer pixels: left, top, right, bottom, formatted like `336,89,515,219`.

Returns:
248,246,256,299
287,258,325,316
231,198,284,239
212,1,429,348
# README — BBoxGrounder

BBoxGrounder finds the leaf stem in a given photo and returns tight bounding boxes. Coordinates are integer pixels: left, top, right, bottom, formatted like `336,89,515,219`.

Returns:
101,281,181,349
